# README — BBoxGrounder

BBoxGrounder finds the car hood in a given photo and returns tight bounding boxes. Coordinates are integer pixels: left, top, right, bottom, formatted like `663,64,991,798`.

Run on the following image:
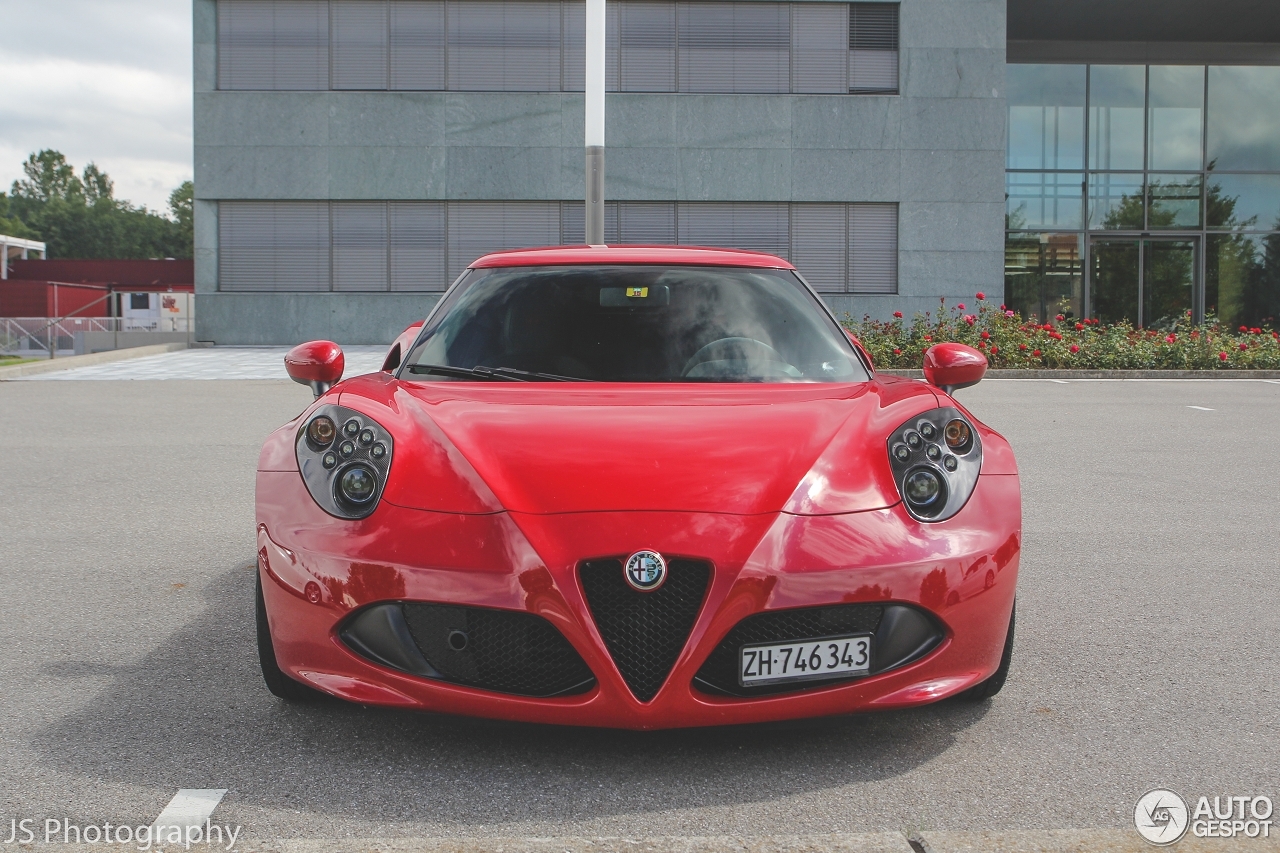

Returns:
342,377,940,516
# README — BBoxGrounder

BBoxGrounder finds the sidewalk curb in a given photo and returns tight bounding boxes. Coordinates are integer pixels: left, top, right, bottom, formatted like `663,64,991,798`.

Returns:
0,343,188,380
879,368,1280,380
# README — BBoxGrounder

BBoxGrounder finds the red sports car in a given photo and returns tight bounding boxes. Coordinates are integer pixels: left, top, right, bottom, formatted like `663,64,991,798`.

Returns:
255,246,1019,729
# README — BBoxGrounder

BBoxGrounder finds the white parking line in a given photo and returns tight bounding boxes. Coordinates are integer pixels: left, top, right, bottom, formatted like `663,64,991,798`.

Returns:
151,788,227,837
1186,406,1216,411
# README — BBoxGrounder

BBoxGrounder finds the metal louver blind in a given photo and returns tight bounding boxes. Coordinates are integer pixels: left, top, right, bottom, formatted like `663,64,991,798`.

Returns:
331,0,389,89
389,202,448,290
446,202,562,281
678,3,789,94
562,1,620,92
390,1,446,89
790,3,847,94
849,202,897,293
447,1,562,92
219,202,331,291
619,202,677,243
619,2,677,92
560,202,621,244
677,203,790,257
849,2,898,93
332,203,389,291
218,0,330,90
790,204,847,291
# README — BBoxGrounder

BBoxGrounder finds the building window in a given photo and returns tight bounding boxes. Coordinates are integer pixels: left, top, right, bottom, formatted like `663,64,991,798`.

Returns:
1007,62,1280,328
216,0,330,90
219,201,898,293
216,0,899,94
848,2,898,94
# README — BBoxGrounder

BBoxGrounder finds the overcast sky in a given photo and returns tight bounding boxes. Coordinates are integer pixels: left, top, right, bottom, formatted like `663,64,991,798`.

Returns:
0,1,192,214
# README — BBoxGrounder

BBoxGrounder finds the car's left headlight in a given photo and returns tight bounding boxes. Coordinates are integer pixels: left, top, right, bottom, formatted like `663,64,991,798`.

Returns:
295,404,393,519
887,407,981,522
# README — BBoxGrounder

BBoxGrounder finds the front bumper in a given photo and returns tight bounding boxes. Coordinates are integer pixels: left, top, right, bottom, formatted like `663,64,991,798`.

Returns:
256,471,1020,729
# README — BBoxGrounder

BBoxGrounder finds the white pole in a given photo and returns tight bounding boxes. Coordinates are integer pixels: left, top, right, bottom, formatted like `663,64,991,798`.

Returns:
584,0,606,245
1,242,8,279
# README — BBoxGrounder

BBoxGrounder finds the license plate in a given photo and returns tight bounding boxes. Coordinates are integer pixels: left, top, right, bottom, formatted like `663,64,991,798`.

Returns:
739,634,871,686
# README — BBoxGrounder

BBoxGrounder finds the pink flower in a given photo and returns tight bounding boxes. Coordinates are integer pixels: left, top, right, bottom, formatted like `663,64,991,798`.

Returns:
1056,314,1065,321
956,303,966,310
1239,342,1248,351
1005,310,1015,318
1165,334,1177,344
1219,351,1229,361
964,315,977,326
976,292,986,300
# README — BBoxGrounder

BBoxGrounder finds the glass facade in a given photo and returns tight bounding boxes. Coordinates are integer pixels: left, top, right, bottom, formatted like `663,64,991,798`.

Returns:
1007,64,1280,328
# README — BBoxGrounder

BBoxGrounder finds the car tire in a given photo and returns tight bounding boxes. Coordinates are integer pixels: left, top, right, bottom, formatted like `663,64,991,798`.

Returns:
958,602,1015,701
256,572,320,702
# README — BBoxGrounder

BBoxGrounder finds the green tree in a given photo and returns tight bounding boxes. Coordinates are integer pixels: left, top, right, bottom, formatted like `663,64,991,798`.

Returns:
0,193,38,239
5,149,192,260
12,150,83,203
169,180,194,253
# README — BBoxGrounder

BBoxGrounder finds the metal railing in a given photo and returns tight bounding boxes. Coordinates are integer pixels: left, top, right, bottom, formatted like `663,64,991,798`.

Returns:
1,317,194,355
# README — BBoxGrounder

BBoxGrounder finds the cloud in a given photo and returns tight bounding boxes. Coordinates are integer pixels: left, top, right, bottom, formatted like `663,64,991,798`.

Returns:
0,1,191,214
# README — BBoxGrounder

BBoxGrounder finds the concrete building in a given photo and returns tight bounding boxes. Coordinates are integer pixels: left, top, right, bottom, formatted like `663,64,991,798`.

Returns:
193,0,1280,345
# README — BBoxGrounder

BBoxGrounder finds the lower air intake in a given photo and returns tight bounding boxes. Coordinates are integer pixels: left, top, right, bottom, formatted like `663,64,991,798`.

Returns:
341,602,595,698
579,558,710,702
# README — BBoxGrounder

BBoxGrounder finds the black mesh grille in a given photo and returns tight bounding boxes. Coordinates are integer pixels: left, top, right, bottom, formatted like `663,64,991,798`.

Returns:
401,603,595,698
694,603,885,697
579,558,711,702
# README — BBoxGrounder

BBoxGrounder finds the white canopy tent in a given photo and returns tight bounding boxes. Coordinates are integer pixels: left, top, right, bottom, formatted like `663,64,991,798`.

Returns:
1,235,47,279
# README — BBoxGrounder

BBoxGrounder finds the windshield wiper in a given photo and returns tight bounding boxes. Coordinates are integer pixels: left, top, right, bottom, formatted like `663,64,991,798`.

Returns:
406,364,593,382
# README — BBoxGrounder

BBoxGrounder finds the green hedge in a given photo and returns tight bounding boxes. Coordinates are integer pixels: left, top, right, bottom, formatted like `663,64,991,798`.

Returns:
842,294,1280,370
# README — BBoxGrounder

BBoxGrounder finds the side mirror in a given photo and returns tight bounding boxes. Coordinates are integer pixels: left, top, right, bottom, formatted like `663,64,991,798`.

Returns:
285,340,345,398
843,329,874,372
923,343,986,394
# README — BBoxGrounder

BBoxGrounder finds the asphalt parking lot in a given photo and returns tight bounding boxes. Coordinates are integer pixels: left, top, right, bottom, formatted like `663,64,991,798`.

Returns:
1,367,1277,848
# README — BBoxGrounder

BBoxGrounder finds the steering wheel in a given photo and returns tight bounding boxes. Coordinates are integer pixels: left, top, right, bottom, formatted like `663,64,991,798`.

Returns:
681,337,798,378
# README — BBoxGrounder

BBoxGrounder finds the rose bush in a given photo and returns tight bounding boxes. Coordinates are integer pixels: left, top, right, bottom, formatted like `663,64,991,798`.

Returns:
843,294,1280,370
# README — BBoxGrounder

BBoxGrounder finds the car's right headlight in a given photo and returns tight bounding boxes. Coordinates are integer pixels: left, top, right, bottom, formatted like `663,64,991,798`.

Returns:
887,407,982,522
295,404,393,519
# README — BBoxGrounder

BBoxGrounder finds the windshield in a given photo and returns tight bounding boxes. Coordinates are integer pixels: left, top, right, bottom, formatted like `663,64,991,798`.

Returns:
402,264,869,383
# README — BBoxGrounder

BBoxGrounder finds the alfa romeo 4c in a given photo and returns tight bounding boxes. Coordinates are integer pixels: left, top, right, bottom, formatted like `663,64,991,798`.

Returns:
255,245,1019,729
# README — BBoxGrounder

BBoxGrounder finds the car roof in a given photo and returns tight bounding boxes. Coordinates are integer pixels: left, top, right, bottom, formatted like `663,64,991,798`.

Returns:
470,244,796,270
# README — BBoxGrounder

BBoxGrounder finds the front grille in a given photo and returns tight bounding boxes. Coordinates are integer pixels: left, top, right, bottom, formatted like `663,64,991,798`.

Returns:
400,603,595,698
694,603,886,696
579,558,711,702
